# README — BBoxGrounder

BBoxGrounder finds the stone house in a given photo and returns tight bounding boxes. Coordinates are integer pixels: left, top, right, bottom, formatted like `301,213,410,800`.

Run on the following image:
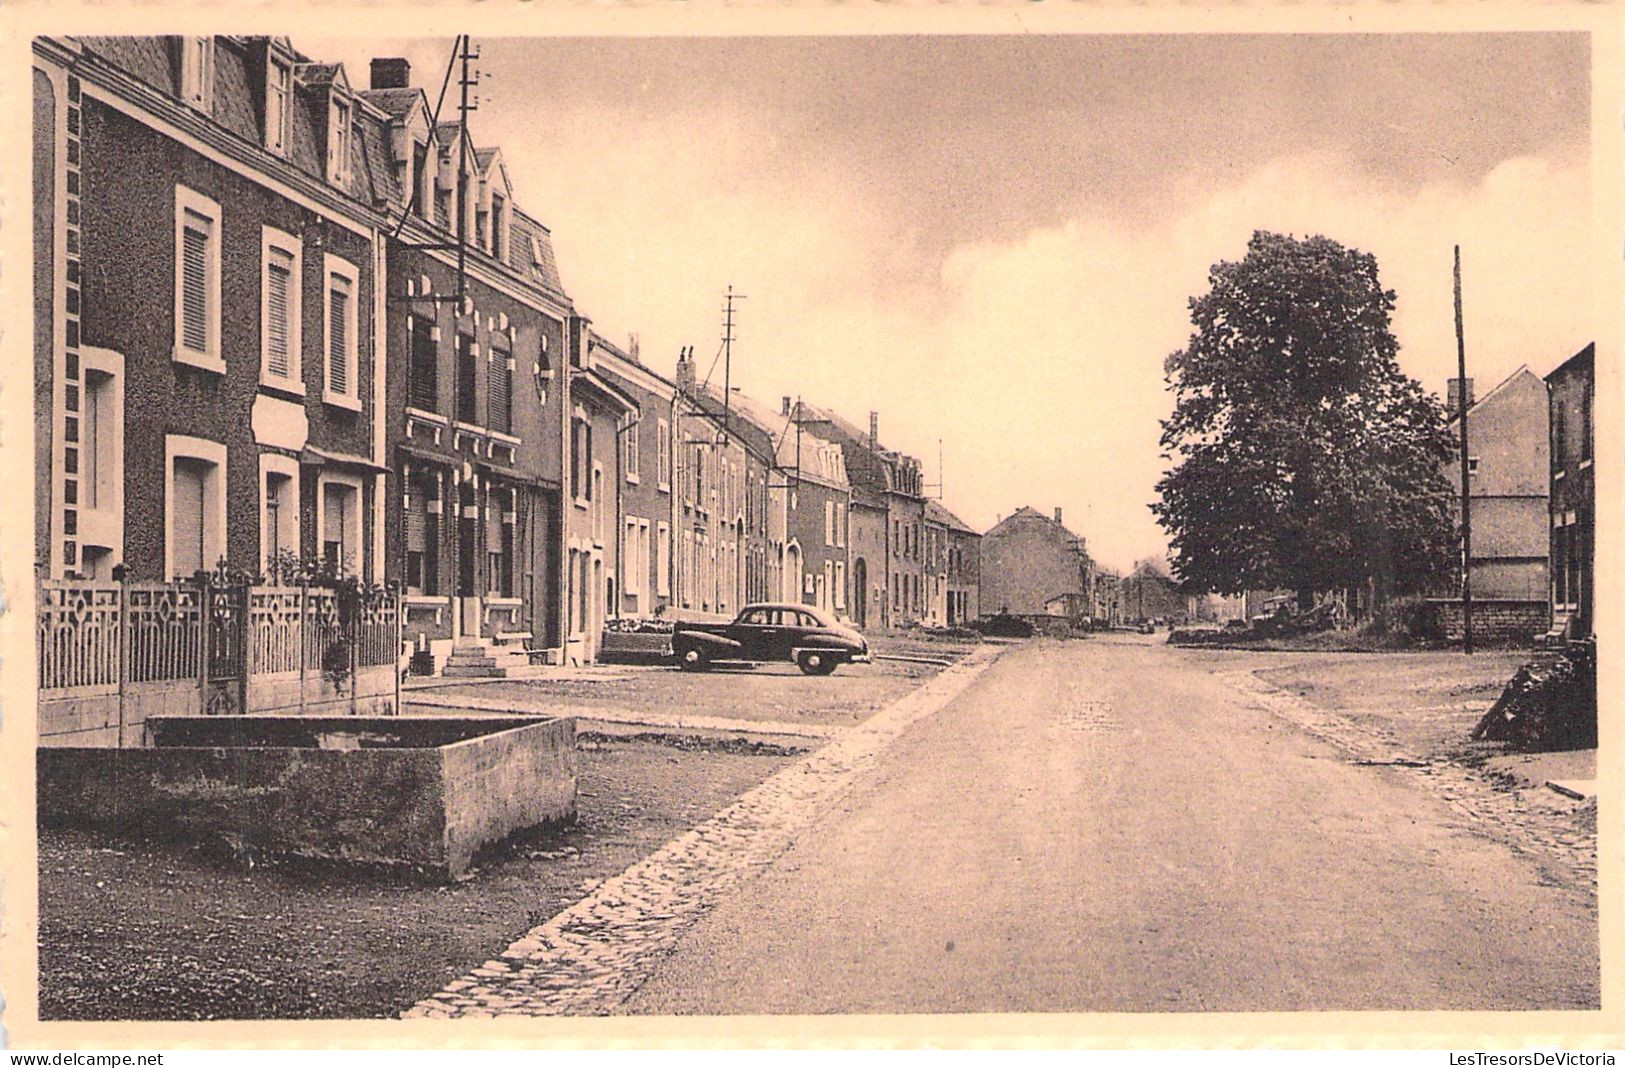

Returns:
980,507,1092,620
924,500,980,626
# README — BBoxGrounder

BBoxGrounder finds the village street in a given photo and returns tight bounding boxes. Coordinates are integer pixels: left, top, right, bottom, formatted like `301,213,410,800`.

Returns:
391,634,1603,1017
608,635,1596,1014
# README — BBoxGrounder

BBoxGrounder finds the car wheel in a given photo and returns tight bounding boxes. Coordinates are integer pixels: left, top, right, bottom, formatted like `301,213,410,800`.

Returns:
797,650,837,676
677,646,710,672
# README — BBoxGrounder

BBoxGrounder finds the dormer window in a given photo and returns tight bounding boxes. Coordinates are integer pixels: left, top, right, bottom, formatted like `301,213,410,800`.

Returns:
180,36,214,112
491,192,507,261
328,95,352,186
265,58,291,156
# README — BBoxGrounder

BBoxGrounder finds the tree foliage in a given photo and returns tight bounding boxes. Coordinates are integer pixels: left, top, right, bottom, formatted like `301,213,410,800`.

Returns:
1152,231,1457,605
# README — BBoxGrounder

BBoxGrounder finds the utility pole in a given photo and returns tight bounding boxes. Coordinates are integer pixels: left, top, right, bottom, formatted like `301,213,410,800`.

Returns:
1455,245,1474,655
721,286,743,431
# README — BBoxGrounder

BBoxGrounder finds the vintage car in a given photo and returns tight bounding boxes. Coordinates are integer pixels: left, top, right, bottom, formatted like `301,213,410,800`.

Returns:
671,602,872,675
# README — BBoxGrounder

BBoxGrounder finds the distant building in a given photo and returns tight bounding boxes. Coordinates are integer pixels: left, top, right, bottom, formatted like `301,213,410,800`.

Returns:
1546,344,1594,640
1444,367,1551,601
980,507,1092,619
1120,563,1187,624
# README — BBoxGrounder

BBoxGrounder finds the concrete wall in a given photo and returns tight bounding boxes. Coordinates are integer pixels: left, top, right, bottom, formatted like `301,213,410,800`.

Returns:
40,714,575,880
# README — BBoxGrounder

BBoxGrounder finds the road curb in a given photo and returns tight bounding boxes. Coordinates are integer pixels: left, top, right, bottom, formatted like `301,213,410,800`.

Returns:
403,642,1006,1018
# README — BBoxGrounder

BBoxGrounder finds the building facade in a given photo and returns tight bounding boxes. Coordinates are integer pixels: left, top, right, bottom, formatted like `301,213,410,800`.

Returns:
35,36,393,588
595,336,677,622
980,507,1093,620
924,501,979,626
1547,343,1594,640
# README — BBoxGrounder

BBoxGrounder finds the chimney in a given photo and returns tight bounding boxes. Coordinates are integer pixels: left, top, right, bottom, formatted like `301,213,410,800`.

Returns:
1447,377,1475,413
869,411,879,449
628,333,640,361
1054,507,1063,525
675,346,695,393
370,58,411,90
782,396,792,417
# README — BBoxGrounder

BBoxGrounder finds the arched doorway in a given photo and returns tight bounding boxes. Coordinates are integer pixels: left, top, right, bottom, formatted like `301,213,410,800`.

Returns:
784,543,803,603
852,557,868,628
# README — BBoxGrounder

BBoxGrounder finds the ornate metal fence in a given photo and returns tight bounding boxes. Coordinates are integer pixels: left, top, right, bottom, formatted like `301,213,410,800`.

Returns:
38,577,402,720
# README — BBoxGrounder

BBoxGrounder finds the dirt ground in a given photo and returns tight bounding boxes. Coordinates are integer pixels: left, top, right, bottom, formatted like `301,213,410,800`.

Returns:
37,737,798,1021
428,645,963,730
1254,649,1531,758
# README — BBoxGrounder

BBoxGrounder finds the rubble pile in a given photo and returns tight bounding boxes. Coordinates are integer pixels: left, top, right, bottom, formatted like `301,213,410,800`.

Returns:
1471,640,1597,751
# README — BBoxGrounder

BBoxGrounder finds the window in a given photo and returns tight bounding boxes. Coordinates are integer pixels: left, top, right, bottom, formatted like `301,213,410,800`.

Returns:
327,95,352,185
323,255,360,408
835,561,846,610
405,471,438,595
165,435,226,580
593,463,605,543
624,420,641,483
260,454,300,575
408,315,438,412
412,139,432,220
625,516,642,600
836,503,846,548
173,186,222,372
572,414,592,506
491,193,507,260
265,58,291,155
179,36,213,111
261,227,302,390
82,367,117,512
489,335,513,435
825,499,836,546
1466,456,1480,478
657,521,671,597
456,333,478,424
487,491,512,598
319,476,362,578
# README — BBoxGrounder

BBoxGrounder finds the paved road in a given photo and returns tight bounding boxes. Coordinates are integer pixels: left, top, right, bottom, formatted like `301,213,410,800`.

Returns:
624,635,1598,1014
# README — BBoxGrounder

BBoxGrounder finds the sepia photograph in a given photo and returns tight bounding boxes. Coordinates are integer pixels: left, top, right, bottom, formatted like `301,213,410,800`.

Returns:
5,6,1617,1048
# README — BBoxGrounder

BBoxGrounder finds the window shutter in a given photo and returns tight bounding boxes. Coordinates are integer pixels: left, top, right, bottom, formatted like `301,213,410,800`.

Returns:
181,214,210,352
405,484,427,550
328,279,349,394
172,459,207,576
489,347,512,434
410,318,438,411
266,251,292,377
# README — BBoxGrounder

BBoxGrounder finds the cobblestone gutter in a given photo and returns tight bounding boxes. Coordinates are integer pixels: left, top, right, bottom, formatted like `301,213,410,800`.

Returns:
403,645,1004,1018
1227,670,1597,900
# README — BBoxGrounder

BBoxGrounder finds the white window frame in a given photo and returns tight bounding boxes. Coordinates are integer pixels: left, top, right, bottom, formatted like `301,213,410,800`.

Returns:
259,452,302,574
835,560,847,610
316,470,366,581
264,56,291,156
657,521,672,597
164,434,228,581
260,226,304,393
592,461,606,545
180,36,214,112
77,347,126,571
625,515,642,600
173,185,224,373
625,420,641,484
322,253,361,410
825,499,835,546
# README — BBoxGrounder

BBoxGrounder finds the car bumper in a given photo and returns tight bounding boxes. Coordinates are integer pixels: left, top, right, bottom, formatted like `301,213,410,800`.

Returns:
850,650,872,663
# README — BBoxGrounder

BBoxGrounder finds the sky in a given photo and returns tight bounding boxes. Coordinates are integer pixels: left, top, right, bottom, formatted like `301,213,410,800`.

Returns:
309,33,1591,573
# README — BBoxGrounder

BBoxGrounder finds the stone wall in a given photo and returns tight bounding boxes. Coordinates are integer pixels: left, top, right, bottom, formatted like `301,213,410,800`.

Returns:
1426,598,1547,645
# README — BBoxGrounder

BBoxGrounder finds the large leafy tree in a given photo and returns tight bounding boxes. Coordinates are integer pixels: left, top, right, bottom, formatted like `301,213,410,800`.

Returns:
1152,231,1456,610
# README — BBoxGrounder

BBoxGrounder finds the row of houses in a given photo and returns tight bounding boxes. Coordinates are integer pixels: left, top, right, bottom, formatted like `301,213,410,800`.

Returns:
31,35,984,694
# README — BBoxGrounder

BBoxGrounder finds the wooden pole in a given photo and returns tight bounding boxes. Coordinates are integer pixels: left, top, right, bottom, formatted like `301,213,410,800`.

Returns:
1455,245,1474,655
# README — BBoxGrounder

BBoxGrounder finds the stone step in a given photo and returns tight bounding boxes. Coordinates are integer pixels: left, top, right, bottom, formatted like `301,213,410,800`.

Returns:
440,662,552,679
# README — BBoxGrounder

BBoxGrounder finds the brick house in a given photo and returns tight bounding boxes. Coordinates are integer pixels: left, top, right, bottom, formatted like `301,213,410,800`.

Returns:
673,364,783,617
35,36,393,587
980,507,1093,620
1120,562,1187,624
803,408,927,628
723,393,851,616
924,501,979,626
1546,343,1594,640
593,335,677,621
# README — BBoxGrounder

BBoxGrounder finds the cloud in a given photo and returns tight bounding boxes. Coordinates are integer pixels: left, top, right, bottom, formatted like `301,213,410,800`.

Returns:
505,107,1590,574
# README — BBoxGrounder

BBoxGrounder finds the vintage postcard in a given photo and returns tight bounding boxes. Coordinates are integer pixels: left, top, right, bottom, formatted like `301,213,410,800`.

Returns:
1,1,1620,1051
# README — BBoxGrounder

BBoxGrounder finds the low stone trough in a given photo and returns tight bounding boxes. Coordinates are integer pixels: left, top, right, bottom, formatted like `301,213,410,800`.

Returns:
37,715,576,881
